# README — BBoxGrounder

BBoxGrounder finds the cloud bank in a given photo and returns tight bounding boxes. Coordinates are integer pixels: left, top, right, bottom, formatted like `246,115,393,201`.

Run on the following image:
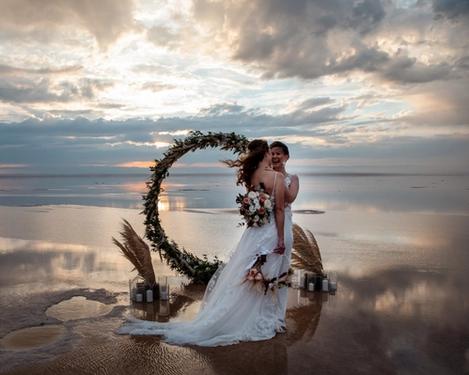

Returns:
0,0,468,174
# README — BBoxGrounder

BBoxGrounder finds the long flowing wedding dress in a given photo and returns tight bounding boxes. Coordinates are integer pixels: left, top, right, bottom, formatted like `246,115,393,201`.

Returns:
117,174,294,346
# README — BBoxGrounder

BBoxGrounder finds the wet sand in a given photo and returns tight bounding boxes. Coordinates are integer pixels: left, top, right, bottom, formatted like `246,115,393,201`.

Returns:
1,174,469,374
1,265,468,375
0,283,368,375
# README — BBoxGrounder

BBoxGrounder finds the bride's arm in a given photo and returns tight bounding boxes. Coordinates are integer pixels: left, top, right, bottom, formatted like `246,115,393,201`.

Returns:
285,175,299,203
273,172,285,254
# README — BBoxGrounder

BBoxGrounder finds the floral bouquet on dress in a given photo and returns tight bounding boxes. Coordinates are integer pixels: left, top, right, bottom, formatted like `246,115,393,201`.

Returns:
241,254,294,297
236,189,273,227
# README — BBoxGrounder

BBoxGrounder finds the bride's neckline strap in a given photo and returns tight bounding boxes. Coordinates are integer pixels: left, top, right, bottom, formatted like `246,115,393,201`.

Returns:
272,172,277,196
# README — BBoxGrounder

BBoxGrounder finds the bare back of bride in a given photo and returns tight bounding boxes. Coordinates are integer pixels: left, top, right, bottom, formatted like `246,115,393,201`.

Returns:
117,139,294,346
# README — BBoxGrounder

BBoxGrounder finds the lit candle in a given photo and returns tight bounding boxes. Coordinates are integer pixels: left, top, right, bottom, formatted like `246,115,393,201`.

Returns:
322,278,329,292
299,270,305,289
146,289,153,303
158,276,169,300
159,285,169,300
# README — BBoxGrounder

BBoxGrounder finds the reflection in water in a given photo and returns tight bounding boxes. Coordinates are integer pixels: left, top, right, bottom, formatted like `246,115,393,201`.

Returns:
128,282,208,322
1,265,468,374
192,336,289,375
339,266,469,328
130,292,202,323
46,296,114,321
285,290,324,343
1,174,468,213
119,181,148,193
126,285,326,375
0,237,89,253
157,193,187,211
0,175,469,373
128,283,325,344
0,325,66,351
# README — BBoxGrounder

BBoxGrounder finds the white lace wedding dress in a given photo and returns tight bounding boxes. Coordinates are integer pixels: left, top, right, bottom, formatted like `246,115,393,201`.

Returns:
117,174,294,346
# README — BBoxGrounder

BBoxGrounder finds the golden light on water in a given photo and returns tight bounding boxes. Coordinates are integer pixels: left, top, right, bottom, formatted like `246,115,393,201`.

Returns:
120,181,148,193
157,194,187,211
158,196,169,211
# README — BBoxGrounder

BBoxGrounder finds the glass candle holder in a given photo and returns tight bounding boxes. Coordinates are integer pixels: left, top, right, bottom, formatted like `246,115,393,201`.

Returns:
292,269,300,289
159,299,170,316
158,276,169,300
299,270,305,289
146,288,153,303
129,275,145,303
135,293,143,302
329,271,338,292
322,278,329,292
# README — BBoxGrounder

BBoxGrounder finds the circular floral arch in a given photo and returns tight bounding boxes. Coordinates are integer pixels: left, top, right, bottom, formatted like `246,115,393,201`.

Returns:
143,131,249,284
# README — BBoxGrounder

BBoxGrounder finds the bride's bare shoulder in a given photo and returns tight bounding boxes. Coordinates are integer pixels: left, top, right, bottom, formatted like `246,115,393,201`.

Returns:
266,170,282,181
258,170,279,192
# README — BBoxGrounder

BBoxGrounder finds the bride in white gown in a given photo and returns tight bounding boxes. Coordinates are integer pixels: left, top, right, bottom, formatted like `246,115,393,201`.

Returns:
117,139,294,346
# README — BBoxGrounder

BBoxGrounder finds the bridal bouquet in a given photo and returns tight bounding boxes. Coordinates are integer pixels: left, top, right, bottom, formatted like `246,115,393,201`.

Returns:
242,254,294,297
236,189,273,227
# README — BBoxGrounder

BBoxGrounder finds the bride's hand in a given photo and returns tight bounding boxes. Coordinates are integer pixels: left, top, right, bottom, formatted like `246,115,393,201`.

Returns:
273,239,285,255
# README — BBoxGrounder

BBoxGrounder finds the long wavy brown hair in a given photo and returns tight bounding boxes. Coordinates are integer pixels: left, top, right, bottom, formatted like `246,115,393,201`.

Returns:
225,139,269,188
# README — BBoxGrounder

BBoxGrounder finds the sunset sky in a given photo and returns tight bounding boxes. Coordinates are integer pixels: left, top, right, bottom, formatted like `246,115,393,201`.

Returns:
0,0,468,174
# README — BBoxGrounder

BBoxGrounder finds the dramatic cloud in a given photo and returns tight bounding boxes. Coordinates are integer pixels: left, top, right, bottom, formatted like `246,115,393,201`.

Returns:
0,0,467,174
0,100,347,144
0,0,137,49
432,0,469,19
0,77,114,104
1,102,468,174
184,0,466,84
147,0,469,129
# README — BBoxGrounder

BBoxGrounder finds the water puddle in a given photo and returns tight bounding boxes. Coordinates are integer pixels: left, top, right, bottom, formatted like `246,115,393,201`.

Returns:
0,325,66,350
130,296,202,322
46,296,113,321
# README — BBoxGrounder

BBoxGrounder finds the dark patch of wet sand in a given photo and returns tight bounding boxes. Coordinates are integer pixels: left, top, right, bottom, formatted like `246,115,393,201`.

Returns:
0,289,126,374
0,288,122,338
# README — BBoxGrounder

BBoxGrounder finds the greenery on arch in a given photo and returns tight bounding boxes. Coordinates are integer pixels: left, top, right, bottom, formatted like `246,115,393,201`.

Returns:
143,131,249,284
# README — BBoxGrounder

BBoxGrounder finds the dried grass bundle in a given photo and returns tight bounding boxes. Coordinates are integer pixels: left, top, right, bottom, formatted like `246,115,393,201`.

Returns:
112,219,156,286
291,223,324,277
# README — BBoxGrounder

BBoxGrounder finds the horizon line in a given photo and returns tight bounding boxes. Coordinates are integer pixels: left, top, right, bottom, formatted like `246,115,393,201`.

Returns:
1,171,468,178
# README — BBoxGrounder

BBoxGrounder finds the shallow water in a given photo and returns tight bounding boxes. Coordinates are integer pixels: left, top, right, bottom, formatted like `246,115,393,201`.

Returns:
0,174,468,374
46,296,114,321
0,326,66,351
